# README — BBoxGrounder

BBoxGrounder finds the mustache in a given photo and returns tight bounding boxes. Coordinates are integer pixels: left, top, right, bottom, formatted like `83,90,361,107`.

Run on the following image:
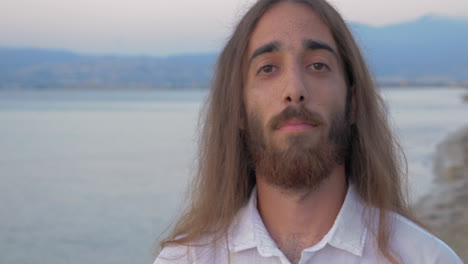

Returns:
268,105,325,130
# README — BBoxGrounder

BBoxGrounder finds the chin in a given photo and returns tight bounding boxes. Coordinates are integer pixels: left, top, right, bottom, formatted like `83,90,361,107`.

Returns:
288,132,321,147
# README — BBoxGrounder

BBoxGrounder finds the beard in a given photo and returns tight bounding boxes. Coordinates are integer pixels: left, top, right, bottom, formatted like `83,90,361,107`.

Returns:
246,105,351,192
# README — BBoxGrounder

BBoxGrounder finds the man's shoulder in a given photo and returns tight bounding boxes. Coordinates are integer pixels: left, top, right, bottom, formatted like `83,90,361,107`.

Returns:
388,212,463,263
153,244,190,264
153,233,231,264
153,202,253,264
154,241,227,264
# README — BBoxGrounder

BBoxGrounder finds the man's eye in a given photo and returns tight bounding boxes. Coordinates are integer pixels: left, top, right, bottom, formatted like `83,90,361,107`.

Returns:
310,63,329,72
257,65,276,74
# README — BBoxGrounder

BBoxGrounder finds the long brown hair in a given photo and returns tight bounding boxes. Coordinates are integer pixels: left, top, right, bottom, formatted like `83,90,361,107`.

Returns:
160,0,413,263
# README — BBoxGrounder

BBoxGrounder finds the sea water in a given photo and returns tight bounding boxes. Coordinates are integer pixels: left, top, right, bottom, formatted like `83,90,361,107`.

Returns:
0,87,466,264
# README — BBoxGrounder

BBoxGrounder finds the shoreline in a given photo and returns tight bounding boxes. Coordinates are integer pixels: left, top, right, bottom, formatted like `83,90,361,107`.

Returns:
413,125,468,262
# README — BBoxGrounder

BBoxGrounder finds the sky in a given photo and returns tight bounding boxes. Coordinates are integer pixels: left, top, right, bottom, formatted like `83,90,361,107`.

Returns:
1,0,468,57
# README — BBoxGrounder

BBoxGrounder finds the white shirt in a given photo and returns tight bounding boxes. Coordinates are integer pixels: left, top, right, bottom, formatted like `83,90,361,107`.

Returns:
154,186,463,264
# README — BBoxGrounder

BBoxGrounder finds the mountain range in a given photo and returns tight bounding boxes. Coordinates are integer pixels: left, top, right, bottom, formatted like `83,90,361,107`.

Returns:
351,14,468,84
1,14,467,89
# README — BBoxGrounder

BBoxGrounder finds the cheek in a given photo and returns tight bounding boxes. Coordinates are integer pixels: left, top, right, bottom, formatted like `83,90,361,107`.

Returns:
246,104,266,132
310,76,347,107
246,72,284,102
244,89,276,126
331,72,349,102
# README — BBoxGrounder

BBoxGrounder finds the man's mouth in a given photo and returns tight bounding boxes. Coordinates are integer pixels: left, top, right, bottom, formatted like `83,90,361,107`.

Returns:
277,119,318,132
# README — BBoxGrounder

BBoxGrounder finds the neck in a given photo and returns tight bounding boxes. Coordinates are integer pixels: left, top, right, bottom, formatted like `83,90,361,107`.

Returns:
256,165,348,261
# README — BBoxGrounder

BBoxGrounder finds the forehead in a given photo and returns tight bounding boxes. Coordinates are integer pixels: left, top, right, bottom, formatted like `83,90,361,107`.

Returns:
247,2,338,56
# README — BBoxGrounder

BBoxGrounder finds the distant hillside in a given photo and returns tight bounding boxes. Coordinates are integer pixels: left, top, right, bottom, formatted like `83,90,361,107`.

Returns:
0,15,467,89
0,48,216,89
351,14,468,85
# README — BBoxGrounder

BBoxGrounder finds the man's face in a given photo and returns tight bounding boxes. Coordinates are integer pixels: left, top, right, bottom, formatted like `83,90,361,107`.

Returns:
243,2,350,191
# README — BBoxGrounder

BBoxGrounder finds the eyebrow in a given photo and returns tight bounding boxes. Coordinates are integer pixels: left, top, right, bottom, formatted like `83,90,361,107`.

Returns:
248,41,281,66
303,39,338,59
247,39,338,67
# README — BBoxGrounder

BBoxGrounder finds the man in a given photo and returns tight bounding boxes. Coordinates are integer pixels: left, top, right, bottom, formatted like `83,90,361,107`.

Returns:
154,0,463,263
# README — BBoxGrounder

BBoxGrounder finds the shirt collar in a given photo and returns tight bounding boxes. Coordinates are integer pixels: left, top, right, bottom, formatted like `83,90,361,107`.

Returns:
327,185,368,256
228,185,368,257
228,188,283,257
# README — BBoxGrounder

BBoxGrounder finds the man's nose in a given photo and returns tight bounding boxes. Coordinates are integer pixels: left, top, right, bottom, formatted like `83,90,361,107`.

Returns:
283,67,307,104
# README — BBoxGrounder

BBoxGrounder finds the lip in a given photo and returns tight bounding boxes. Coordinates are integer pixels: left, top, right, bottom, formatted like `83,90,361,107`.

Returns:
278,119,317,132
